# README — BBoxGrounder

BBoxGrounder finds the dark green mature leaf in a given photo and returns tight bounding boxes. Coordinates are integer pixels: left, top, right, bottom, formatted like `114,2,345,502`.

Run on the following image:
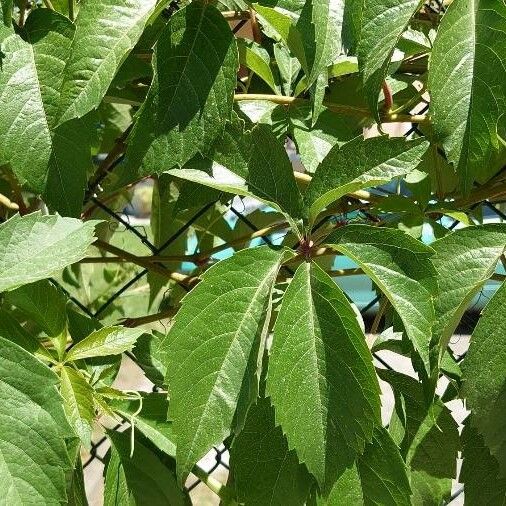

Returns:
57,0,157,124
0,212,98,293
460,420,506,505
113,393,176,458
5,280,67,337
60,366,95,448
104,430,188,506
325,427,411,505
1,0,12,26
462,281,506,476
326,225,435,372
123,2,238,178
267,262,381,492
358,0,422,120
161,246,286,482
0,9,91,211
66,439,88,506
430,225,506,362
304,136,429,222
428,0,506,193
168,122,304,223
0,309,54,361
0,337,71,504
66,326,144,361
231,397,313,506
296,0,343,88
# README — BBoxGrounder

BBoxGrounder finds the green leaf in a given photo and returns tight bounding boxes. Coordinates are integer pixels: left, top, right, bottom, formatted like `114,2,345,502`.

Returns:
60,366,95,448
113,393,176,458
57,0,157,124
357,427,412,506
304,136,429,222
325,427,411,505
123,2,238,178
230,397,313,506
462,280,506,476
0,336,71,504
238,38,279,94
0,308,54,361
104,430,188,506
326,225,436,372
0,9,92,210
267,262,381,492
5,280,67,337
161,246,285,482
253,4,307,73
0,212,98,293
274,42,301,95
358,0,422,120
168,122,304,224
428,0,506,193
66,439,88,506
1,0,12,26
431,225,506,362
296,0,343,88
66,326,144,361
460,419,506,504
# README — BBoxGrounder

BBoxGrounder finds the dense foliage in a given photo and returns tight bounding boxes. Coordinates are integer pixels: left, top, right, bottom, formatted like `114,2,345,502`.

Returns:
0,0,505,504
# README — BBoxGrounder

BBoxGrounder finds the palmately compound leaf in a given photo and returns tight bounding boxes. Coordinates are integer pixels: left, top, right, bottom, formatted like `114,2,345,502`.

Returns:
326,225,436,373
230,397,313,506
66,326,144,362
428,0,506,193
57,0,157,125
60,366,95,449
462,280,506,476
123,2,238,179
267,261,381,493
5,280,67,337
0,337,71,504
358,0,422,120
430,224,506,363
304,136,429,222
0,9,92,214
104,430,188,506
161,246,286,482
0,212,98,293
168,122,304,224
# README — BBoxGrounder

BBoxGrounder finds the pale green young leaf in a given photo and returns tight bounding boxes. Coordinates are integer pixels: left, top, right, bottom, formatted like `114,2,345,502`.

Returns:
358,0,422,120
57,0,157,124
231,397,313,506
428,0,506,193
430,225,506,362
0,309,54,362
326,225,436,372
267,262,381,492
112,393,176,458
168,122,304,223
0,337,71,504
462,281,506,476
5,280,67,337
161,246,286,482
274,42,301,95
0,212,98,293
66,326,144,362
304,136,429,222
296,0,343,88
123,2,238,178
238,38,280,94
104,430,188,506
60,366,95,449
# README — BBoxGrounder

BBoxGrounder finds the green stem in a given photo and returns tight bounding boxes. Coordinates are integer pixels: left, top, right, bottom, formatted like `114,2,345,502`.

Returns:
68,0,75,21
191,465,236,503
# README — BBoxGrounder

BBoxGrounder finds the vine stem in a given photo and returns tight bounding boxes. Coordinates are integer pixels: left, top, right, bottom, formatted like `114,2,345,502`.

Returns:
191,465,237,503
233,94,430,124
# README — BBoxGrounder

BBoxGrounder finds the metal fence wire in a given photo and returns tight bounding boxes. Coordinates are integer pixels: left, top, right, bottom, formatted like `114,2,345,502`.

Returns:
44,0,505,502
